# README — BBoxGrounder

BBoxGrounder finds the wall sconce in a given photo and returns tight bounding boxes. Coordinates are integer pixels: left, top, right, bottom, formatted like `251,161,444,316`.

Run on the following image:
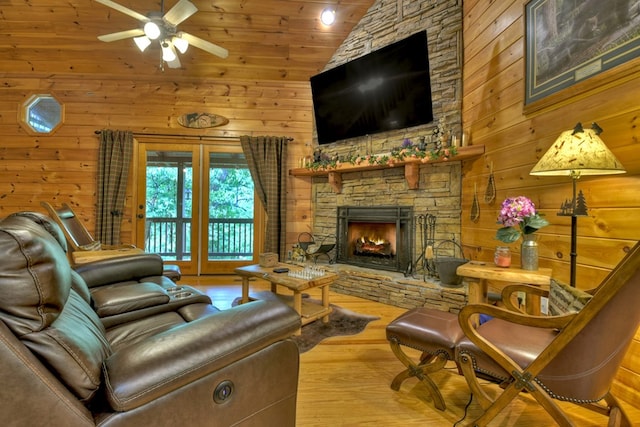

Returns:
530,122,626,286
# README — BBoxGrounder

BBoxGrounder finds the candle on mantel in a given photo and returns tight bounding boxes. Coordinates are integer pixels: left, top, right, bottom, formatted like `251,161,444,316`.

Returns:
494,246,511,267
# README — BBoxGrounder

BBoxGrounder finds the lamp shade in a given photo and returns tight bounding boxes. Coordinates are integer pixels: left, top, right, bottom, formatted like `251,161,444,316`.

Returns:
133,36,151,52
530,123,626,177
173,35,189,54
161,40,177,62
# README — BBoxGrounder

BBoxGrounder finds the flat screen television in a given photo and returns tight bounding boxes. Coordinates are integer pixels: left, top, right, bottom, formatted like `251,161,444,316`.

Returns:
310,31,433,145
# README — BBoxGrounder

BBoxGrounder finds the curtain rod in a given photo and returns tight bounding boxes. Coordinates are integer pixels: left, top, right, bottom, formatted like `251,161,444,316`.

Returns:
94,130,293,142
94,130,239,140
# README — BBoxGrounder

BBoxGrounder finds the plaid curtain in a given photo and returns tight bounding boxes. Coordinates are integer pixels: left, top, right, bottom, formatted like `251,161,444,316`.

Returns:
240,135,289,260
96,130,133,245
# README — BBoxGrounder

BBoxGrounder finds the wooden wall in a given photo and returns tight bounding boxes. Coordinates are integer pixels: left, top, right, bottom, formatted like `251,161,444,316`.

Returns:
0,74,314,250
1,0,638,408
462,0,640,407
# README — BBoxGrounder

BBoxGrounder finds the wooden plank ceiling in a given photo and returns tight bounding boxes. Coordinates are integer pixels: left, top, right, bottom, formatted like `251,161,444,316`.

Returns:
1,0,375,82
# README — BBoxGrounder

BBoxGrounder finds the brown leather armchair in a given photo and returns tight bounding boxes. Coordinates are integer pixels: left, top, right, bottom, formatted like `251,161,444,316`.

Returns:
455,242,640,426
0,212,301,427
387,242,640,426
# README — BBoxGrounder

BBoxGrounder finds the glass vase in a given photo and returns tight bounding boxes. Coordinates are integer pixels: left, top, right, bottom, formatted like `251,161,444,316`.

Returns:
521,234,538,271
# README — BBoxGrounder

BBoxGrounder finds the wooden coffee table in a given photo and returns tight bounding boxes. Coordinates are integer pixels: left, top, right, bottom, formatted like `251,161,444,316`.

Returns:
234,263,338,334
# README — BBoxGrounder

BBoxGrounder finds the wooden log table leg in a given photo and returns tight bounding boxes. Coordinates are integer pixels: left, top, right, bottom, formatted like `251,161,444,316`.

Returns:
292,291,303,335
464,277,486,327
241,277,250,304
321,284,330,324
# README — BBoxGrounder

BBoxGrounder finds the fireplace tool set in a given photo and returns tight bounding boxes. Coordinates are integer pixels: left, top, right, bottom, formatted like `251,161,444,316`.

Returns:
406,214,467,286
406,213,437,280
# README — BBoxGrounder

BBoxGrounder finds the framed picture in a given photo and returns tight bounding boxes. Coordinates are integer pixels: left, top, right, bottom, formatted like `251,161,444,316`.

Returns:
524,0,640,113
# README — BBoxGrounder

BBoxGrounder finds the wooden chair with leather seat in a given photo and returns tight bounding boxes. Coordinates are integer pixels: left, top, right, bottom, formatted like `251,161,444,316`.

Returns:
41,202,182,282
40,201,144,264
455,241,640,427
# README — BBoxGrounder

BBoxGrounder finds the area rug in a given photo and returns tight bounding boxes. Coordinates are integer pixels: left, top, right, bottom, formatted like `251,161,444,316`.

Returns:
232,293,380,353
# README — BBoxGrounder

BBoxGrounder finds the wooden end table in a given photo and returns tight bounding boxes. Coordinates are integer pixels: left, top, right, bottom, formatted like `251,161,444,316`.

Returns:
234,263,337,334
457,262,552,325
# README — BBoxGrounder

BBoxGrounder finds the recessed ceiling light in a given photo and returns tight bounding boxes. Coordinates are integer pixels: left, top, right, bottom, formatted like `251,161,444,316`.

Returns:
321,8,336,26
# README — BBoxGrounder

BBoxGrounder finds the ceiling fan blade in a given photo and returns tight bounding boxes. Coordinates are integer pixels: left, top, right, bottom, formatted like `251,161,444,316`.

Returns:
98,28,145,42
95,0,149,22
163,0,198,27
167,55,182,69
181,32,229,59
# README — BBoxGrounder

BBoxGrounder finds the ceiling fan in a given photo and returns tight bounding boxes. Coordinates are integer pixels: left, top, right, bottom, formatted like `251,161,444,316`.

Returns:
96,0,228,69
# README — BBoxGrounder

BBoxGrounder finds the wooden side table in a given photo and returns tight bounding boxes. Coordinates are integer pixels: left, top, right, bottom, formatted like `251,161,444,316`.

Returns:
457,262,552,324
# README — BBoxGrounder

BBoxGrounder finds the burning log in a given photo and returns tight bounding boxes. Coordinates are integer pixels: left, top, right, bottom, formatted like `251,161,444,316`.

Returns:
354,236,392,256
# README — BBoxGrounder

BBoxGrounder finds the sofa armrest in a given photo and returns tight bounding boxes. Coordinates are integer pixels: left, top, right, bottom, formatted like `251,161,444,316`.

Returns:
91,282,170,317
103,299,301,411
74,253,164,288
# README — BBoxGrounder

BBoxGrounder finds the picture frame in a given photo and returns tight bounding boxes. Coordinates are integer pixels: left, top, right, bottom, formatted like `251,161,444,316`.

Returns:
524,0,640,114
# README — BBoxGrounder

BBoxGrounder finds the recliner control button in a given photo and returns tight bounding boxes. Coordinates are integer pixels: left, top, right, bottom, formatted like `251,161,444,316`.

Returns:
213,380,234,403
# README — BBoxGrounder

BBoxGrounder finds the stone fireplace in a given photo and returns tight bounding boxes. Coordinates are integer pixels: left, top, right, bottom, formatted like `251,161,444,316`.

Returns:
336,206,413,273
299,0,464,312
305,161,465,312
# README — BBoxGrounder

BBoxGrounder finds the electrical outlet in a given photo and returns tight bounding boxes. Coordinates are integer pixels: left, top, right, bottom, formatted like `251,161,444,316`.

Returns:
517,291,526,308
540,296,549,315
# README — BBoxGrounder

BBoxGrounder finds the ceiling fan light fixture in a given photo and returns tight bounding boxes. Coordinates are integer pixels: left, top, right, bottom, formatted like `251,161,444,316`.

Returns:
321,8,336,26
161,40,177,62
173,35,189,54
133,35,151,52
143,21,162,40
96,0,229,65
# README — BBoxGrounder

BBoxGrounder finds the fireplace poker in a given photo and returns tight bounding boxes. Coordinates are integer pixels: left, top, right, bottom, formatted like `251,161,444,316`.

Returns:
406,214,425,278
419,214,428,277
425,214,437,277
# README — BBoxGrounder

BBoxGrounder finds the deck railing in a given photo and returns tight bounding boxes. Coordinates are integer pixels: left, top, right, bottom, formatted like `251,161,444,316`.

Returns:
145,217,253,260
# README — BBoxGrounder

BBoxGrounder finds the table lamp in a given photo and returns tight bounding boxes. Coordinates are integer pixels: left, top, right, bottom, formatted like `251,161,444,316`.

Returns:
530,122,626,287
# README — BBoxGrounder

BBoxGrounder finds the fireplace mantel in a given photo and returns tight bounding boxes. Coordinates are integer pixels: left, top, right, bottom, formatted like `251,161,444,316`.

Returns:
289,145,484,193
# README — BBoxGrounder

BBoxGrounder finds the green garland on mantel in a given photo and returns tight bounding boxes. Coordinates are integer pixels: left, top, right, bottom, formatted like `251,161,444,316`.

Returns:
305,138,458,171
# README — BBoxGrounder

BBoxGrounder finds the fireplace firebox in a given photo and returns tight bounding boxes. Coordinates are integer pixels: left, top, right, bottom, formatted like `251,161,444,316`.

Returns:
336,206,413,273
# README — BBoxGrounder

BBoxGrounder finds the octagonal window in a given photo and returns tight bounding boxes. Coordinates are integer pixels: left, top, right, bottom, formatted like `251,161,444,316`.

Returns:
20,94,64,134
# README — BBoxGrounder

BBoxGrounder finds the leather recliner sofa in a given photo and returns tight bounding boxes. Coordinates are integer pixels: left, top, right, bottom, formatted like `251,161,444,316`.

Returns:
73,251,215,329
0,212,301,427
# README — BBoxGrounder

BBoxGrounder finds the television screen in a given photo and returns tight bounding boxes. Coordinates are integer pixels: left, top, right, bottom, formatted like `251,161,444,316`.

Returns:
310,31,433,145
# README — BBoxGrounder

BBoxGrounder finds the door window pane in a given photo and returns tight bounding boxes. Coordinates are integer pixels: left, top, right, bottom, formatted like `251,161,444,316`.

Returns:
145,150,192,261
208,152,254,260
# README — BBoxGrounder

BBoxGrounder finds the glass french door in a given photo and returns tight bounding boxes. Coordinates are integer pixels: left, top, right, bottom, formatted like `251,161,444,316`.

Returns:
135,141,262,275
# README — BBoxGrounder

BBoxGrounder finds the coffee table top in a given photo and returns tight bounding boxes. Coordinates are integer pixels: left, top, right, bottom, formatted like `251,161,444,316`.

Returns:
235,263,338,291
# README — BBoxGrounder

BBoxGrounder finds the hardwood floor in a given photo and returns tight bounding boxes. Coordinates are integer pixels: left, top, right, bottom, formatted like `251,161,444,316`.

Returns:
187,275,640,426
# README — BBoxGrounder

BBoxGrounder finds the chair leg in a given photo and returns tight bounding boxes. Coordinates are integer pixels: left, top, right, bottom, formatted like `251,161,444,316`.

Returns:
528,386,575,427
457,352,493,410
603,393,632,427
459,359,576,427
388,340,448,411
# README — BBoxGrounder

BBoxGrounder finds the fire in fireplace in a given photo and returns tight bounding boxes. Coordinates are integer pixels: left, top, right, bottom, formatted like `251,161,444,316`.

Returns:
352,223,395,257
336,206,413,273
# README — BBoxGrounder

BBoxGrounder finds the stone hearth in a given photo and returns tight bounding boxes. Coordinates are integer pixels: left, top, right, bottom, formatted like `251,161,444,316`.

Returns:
327,263,467,313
